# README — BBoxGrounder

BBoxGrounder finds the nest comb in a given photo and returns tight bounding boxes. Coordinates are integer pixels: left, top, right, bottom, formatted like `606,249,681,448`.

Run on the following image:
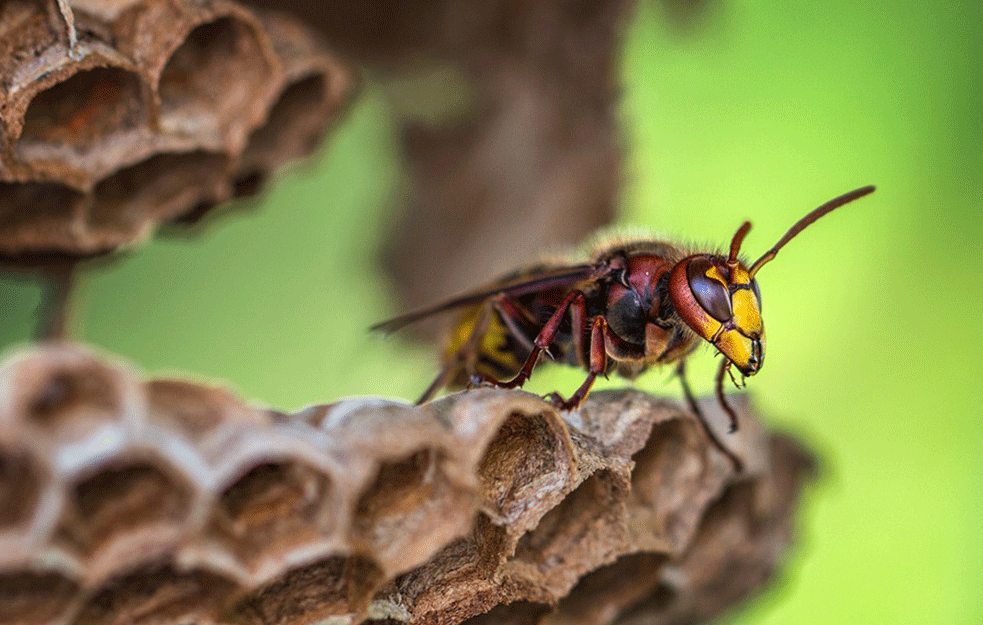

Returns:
0,0,356,265
0,344,815,625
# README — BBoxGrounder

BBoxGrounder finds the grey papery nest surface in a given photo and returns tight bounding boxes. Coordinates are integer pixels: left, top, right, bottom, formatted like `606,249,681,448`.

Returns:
0,345,814,625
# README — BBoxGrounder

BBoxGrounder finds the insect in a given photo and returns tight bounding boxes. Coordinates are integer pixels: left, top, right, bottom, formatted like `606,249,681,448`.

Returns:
373,186,875,470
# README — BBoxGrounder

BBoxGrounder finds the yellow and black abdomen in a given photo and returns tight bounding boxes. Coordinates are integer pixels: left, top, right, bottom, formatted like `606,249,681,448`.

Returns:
420,262,599,397
441,304,533,389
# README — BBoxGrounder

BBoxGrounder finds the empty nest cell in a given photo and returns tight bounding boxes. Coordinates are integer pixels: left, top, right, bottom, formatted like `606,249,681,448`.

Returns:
460,601,552,625
87,150,230,242
2,354,133,446
0,181,86,256
235,73,330,192
27,367,117,426
367,515,515,623
476,411,574,527
145,379,269,443
157,16,273,142
611,484,756,625
0,570,79,625
74,563,238,625
230,555,385,625
553,553,668,625
611,581,677,625
209,459,334,570
351,448,478,575
51,460,195,571
15,67,147,162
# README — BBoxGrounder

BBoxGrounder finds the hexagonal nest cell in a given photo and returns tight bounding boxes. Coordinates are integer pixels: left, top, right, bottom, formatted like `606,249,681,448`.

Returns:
16,67,148,163
553,552,669,625
510,469,630,593
476,411,575,527
0,181,86,256
74,563,239,625
230,555,385,625
5,354,131,441
52,459,195,572
0,345,816,625
0,0,357,264
210,459,334,570
351,448,479,576
157,16,274,143
627,417,728,555
87,151,231,243
0,570,80,625
234,73,329,189
461,601,552,625
144,378,270,445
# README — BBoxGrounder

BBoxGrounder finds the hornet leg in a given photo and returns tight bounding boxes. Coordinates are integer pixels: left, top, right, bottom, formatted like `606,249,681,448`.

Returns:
677,360,743,472
491,290,587,390
716,359,741,433
546,315,608,410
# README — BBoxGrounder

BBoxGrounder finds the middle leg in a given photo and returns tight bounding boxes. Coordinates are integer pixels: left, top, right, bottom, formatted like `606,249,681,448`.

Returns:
546,314,608,410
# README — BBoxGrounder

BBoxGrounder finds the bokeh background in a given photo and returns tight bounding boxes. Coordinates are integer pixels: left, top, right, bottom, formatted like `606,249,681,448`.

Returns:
1,1,980,623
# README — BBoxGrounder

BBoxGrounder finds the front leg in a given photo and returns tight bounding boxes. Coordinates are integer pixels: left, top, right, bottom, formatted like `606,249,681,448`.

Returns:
677,360,743,472
715,359,741,433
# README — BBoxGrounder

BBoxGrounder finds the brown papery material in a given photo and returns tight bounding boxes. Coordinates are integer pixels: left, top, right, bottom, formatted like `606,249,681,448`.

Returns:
0,345,814,625
0,0,356,265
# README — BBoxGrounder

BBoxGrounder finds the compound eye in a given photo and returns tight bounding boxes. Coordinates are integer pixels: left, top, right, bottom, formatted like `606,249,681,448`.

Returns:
751,278,762,311
686,258,733,322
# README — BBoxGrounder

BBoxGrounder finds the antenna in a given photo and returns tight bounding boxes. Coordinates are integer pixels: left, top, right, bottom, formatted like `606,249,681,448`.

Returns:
749,185,875,277
728,221,752,272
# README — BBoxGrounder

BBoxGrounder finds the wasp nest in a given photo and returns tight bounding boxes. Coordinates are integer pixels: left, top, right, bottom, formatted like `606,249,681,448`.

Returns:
0,0,355,263
0,345,814,625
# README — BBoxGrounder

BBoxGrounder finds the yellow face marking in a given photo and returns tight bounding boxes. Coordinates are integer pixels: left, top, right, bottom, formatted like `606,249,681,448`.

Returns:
715,328,755,371
731,289,762,336
695,314,724,343
728,265,752,285
724,266,763,337
705,265,729,286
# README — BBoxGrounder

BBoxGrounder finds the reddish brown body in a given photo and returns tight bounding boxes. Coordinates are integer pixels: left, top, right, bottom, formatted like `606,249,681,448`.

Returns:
374,186,875,470
436,242,693,389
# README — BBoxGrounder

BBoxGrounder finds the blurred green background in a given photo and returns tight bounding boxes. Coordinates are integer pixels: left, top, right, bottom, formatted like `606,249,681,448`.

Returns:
1,0,980,623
